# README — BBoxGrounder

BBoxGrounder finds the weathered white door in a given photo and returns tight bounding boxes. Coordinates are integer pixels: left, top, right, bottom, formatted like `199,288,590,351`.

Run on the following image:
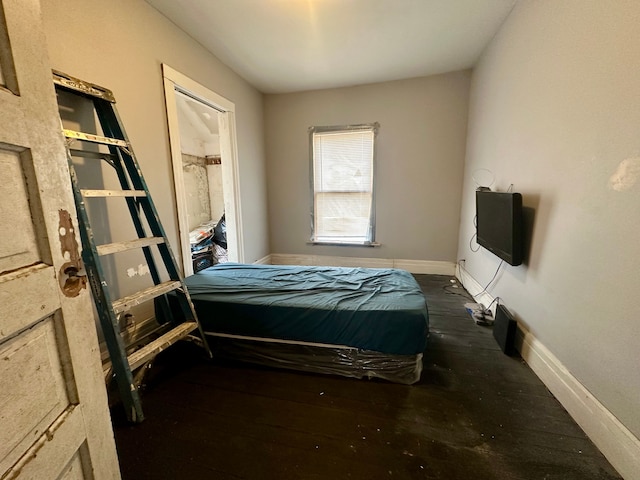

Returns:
0,1,121,478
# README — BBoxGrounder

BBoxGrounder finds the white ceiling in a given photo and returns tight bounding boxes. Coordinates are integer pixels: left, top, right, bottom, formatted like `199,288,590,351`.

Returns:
147,0,517,94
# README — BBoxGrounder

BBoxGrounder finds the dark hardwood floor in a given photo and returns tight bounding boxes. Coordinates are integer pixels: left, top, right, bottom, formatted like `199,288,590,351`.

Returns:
112,274,621,479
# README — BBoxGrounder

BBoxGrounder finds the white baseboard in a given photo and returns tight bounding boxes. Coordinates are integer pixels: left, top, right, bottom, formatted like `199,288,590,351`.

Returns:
519,328,640,479
253,255,272,265
269,253,455,275
455,262,497,313
457,265,640,479
393,259,456,275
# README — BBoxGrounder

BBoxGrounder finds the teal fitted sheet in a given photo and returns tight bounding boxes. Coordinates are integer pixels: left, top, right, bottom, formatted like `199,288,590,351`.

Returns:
182,263,429,355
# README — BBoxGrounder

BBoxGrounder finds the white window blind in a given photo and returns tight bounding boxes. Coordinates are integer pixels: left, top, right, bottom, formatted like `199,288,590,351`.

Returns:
310,124,377,244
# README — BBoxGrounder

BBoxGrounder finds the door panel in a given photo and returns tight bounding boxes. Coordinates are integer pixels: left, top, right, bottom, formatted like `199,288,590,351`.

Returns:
0,316,71,473
59,451,89,480
0,264,59,342
0,148,43,273
0,0,120,478
3,408,89,480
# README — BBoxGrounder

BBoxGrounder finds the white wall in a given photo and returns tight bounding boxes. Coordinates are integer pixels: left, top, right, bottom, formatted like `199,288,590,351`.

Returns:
458,0,640,443
40,0,269,305
265,72,470,262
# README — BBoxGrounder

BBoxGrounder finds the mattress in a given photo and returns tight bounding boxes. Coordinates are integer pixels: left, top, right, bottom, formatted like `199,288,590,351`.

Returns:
181,263,429,356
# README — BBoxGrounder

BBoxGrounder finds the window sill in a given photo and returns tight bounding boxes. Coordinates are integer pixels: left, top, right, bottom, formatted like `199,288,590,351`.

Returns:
307,241,381,248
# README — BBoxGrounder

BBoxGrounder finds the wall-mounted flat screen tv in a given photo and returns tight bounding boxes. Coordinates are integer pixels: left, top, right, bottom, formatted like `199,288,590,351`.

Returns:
476,190,523,266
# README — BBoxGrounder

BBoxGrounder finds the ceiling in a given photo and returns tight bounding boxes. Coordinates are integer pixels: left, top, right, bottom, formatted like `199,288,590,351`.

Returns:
146,0,517,94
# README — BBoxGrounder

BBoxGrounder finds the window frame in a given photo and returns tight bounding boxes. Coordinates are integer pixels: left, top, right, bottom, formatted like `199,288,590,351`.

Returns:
308,122,379,246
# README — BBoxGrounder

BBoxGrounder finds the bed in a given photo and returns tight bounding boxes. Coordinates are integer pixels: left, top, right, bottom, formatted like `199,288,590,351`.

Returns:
169,263,429,384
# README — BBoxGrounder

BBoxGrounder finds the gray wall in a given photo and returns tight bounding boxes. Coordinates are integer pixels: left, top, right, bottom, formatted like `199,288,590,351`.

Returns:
265,72,471,261
40,0,270,308
457,0,640,438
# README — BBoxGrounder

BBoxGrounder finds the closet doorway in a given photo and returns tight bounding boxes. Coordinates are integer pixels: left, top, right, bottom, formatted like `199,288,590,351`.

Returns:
162,64,244,276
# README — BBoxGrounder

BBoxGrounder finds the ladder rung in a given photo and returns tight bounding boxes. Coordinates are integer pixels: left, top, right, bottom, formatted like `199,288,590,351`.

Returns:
112,280,182,314
97,237,164,256
69,149,118,161
127,322,197,371
64,129,128,147
81,189,147,198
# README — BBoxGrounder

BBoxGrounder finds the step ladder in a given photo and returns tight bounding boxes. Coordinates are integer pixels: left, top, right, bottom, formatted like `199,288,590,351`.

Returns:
53,70,211,423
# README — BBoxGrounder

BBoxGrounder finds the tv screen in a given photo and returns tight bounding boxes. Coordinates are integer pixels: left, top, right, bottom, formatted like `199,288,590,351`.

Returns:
476,191,523,266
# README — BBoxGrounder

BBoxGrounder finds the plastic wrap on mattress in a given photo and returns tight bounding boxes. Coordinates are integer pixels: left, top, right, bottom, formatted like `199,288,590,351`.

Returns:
207,334,423,385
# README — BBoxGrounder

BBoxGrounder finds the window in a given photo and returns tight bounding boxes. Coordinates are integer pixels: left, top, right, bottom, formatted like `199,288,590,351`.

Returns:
310,123,378,245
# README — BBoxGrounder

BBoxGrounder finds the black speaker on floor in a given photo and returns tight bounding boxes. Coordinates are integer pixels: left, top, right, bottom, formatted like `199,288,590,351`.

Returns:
493,304,517,355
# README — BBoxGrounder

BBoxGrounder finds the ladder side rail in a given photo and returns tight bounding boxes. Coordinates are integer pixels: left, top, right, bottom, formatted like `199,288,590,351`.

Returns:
114,139,185,281
101,140,165,286
68,158,145,423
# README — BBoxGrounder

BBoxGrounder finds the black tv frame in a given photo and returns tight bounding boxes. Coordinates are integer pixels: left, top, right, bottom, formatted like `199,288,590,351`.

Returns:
476,190,524,266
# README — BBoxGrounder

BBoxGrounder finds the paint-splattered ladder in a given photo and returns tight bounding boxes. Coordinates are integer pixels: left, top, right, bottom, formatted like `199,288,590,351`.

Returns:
52,70,211,423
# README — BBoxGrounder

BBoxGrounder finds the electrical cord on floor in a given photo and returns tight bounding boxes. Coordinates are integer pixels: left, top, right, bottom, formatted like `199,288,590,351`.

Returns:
442,283,471,298
484,296,501,312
